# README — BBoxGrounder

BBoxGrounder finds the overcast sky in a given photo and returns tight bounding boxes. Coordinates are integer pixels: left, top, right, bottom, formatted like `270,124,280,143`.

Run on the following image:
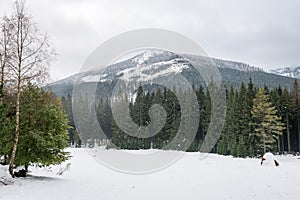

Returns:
1,0,300,81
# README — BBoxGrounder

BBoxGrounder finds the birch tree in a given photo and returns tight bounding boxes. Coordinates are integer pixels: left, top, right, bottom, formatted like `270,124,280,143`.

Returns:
7,0,55,177
0,16,14,104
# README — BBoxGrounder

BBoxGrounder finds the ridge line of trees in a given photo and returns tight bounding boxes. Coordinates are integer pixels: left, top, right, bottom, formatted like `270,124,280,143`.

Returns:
64,78,300,157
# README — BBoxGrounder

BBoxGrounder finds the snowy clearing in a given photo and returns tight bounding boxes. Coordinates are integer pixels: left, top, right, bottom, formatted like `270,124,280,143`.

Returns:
1,148,300,200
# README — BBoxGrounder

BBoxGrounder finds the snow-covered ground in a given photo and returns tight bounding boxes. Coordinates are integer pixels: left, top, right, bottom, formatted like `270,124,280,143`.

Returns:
1,148,300,200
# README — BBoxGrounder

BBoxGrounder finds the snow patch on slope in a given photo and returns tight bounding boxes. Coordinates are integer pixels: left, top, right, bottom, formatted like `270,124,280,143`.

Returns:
81,74,108,83
132,50,165,65
269,66,300,79
118,58,189,82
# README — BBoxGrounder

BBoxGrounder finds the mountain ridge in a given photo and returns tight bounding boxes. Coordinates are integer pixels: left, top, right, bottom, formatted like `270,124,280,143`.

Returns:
45,50,299,97
268,66,300,79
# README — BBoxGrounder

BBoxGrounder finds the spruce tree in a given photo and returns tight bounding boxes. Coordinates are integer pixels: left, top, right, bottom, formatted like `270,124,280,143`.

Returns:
251,88,285,154
217,86,233,155
61,93,78,146
111,88,135,149
269,86,293,153
291,80,300,152
246,78,258,156
151,88,164,149
281,88,292,152
193,85,206,151
103,98,113,139
203,87,211,138
131,85,147,149
14,85,70,172
236,82,249,157
0,85,14,164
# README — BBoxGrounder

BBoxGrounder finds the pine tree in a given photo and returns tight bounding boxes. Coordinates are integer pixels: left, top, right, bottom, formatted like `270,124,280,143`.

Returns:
193,85,206,151
61,93,79,146
281,88,292,152
217,86,230,155
251,88,285,154
163,88,181,150
131,85,147,149
269,86,293,153
290,80,300,152
111,88,134,149
218,85,239,156
183,88,199,151
246,78,258,156
111,118,127,149
74,94,92,145
151,88,164,149
236,82,249,157
103,97,113,139
203,87,211,139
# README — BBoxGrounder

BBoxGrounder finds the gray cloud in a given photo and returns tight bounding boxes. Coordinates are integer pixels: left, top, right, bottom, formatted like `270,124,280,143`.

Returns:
1,0,299,80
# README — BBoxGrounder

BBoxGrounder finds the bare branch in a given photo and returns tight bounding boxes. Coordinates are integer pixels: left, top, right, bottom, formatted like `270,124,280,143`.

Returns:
21,35,47,62
6,0,56,177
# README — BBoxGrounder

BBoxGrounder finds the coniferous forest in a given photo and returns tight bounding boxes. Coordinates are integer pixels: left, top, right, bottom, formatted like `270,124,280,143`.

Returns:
62,78,300,157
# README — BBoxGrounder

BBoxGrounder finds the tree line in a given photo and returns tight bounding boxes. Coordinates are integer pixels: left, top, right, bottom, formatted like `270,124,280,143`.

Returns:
65,78,300,157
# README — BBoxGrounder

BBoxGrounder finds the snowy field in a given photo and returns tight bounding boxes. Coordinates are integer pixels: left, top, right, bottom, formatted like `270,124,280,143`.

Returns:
1,148,300,200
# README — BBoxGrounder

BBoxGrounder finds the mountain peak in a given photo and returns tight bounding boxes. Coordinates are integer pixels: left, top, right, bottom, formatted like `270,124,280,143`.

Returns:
45,51,298,97
269,66,300,79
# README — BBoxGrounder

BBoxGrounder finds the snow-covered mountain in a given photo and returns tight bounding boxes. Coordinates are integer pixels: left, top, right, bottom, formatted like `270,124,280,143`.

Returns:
81,50,191,83
50,50,263,85
45,50,297,97
268,66,300,79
